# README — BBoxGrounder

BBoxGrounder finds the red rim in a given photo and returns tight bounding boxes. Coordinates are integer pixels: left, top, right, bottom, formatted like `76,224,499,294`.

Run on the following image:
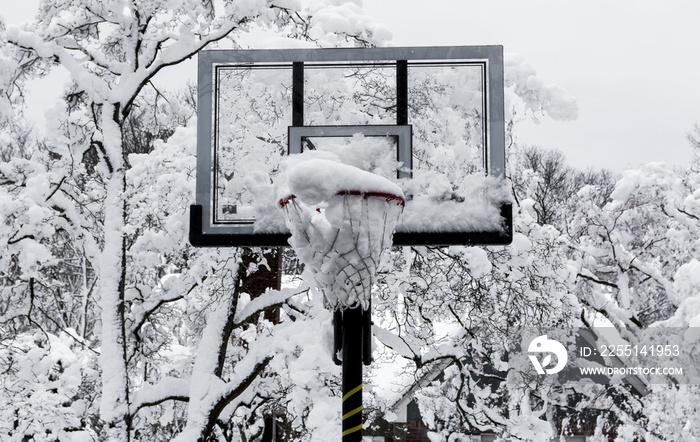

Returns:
278,191,405,209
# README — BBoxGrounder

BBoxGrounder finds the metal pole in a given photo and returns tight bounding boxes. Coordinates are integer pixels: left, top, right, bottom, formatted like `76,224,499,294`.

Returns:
292,62,304,127
342,307,363,441
396,60,408,126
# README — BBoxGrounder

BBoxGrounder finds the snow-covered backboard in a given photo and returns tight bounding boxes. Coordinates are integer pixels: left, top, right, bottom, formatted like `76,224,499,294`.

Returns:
190,46,512,246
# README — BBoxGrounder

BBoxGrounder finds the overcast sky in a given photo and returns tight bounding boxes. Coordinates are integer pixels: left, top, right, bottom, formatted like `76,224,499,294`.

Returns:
363,1,700,172
4,0,700,172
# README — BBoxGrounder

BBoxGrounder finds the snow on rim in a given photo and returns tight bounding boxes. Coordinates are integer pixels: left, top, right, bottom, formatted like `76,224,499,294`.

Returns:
276,157,404,206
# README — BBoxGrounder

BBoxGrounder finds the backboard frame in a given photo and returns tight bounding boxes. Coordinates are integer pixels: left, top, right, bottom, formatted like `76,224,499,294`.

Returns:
190,46,512,247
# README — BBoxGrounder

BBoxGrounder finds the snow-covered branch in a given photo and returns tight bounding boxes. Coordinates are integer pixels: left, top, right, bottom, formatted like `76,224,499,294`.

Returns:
233,286,309,325
132,377,190,414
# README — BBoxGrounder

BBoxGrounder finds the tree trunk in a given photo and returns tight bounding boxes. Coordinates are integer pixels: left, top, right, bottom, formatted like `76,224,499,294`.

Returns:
97,109,131,440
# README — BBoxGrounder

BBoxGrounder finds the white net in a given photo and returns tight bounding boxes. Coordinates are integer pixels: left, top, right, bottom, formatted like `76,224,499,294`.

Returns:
279,190,404,311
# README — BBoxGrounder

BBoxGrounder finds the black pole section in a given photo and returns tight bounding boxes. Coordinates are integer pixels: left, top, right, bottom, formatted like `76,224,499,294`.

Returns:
362,302,372,365
292,62,304,127
342,307,363,441
396,60,408,125
333,310,343,366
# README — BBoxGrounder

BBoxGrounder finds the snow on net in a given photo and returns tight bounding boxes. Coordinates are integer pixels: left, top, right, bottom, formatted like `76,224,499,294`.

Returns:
276,156,404,311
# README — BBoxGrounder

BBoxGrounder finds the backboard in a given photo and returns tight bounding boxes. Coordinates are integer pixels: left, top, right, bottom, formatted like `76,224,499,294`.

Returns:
190,46,512,247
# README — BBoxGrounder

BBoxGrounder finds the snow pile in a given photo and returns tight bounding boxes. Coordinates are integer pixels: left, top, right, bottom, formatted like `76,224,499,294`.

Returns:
276,154,403,310
247,138,510,235
399,171,510,232
0,21,19,121
306,0,392,47
505,53,578,122
668,260,700,326
0,332,96,441
277,156,403,204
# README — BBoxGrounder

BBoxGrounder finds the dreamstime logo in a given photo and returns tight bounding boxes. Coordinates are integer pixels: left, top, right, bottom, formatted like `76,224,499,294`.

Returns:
528,335,568,375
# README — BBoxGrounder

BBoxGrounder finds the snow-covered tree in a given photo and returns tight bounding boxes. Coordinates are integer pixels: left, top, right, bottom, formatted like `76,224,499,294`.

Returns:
1,0,390,440
366,65,700,441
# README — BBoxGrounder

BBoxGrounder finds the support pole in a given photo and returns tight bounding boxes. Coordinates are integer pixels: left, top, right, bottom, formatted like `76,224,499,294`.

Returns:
333,310,343,366
396,60,408,126
362,301,372,366
342,307,363,441
292,62,304,127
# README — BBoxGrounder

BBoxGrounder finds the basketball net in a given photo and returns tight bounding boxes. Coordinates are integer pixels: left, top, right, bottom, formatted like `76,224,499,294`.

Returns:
278,189,404,311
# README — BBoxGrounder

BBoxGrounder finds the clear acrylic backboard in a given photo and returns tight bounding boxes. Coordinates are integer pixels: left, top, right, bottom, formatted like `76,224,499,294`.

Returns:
190,46,512,247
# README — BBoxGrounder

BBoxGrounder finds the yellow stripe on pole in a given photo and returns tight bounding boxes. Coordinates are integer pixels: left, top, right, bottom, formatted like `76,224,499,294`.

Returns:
342,424,363,437
342,406,362,420
342,384,362,402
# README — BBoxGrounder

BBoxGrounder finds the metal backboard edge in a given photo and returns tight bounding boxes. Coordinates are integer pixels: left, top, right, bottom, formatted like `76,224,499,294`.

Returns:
288,125,412,179
190,203,513,247
392,203,513,246
198,45,502,65
189,205,288,247
485,47,506,179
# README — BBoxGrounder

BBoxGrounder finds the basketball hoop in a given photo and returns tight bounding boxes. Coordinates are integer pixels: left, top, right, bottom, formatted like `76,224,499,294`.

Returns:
275,157,406,440
278,189,404,311
190,46,511,442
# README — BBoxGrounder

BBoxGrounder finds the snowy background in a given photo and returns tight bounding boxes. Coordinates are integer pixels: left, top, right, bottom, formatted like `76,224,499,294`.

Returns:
1,1,699,441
